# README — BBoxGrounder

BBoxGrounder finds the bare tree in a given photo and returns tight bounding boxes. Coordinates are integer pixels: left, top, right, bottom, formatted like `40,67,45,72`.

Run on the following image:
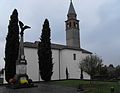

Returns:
79,55,103,80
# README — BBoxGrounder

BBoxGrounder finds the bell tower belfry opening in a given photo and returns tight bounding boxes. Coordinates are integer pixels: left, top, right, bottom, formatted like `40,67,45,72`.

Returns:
65,0,80,48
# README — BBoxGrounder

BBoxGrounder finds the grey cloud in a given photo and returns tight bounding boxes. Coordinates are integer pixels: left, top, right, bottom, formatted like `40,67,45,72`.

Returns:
0,0,120,68
82,0,120,65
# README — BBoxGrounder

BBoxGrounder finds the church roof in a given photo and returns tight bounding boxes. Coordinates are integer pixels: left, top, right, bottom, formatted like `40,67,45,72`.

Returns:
68,1,76,15
24,41,92,54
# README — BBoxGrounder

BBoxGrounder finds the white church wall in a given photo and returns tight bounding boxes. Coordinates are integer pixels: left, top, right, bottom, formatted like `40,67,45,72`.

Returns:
51,49,60,80
3,47,90,83
61,49,82,79
24,47,60,81
61,49,90,79
24,47,39,81
24,47,90,82
79,53,91,79
81,53,91,59
59,50,66,79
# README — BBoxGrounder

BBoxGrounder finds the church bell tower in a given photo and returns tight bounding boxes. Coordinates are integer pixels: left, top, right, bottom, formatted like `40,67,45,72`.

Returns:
65,0,80,48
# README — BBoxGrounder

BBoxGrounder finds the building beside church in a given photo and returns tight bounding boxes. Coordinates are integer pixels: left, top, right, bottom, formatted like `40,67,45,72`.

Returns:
23,1,92,81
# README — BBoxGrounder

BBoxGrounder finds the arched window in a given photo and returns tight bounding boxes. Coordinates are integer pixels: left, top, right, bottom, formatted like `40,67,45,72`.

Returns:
73,53,76,60
69,22,71,28
74,22,76,27
76,23,79,28
67,23,69,28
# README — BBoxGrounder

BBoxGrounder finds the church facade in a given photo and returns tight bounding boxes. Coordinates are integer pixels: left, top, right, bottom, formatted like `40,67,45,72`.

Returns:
23,1,92,81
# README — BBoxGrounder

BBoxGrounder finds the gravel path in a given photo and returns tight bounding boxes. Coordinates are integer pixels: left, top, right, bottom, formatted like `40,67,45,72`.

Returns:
0,83,78,93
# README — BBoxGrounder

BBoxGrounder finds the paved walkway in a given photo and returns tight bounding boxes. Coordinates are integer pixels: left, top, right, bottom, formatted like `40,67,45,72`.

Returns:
0,83,78,93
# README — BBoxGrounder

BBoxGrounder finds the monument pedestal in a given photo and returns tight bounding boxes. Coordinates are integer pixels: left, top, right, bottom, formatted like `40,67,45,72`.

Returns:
16,59,28,84
7,60,38,89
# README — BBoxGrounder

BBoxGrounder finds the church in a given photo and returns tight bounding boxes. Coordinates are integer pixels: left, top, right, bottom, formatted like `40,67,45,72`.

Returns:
22,1,92,81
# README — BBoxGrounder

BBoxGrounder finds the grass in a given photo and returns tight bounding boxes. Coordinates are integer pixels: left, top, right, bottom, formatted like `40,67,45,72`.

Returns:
50,79,120,93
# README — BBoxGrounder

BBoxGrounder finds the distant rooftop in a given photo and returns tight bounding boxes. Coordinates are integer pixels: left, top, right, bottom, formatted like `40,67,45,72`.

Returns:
24,41,92,54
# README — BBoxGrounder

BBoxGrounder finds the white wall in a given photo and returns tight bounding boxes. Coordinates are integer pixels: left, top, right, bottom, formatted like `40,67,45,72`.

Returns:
3,47,90,83
51,49,60,80
25,47,39,81
24,47,90,82
24,47,60,81
61,49,90,79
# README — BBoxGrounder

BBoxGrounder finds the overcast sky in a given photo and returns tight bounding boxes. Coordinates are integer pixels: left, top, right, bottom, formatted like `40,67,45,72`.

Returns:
0,0,120,69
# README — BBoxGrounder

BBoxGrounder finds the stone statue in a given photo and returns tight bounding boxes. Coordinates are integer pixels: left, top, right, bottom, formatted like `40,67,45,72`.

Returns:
15,21,30,85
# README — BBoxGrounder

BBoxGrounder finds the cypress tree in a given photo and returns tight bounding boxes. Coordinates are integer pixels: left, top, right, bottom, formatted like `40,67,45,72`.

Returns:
80,68,83,80
38,19,53,81
66,67,69,79
5,9,19,82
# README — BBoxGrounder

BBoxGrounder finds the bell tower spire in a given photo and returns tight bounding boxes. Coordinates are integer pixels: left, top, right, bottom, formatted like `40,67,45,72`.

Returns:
65,1,80,48
67,0,76,19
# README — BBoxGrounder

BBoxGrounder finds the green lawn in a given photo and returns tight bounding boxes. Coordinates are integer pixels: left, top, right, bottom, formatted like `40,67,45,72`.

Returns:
50,80,120,93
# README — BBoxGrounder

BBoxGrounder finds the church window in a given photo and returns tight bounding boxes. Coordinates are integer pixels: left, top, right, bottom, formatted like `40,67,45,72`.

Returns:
76,23,77,27
76,23,79,28
69,22,71,27
73,54,76,60
67,23,69,28
74,22,76,27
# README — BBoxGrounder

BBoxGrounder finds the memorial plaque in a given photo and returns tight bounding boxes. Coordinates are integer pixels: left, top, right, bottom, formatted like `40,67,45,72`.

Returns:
19,65,27,74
